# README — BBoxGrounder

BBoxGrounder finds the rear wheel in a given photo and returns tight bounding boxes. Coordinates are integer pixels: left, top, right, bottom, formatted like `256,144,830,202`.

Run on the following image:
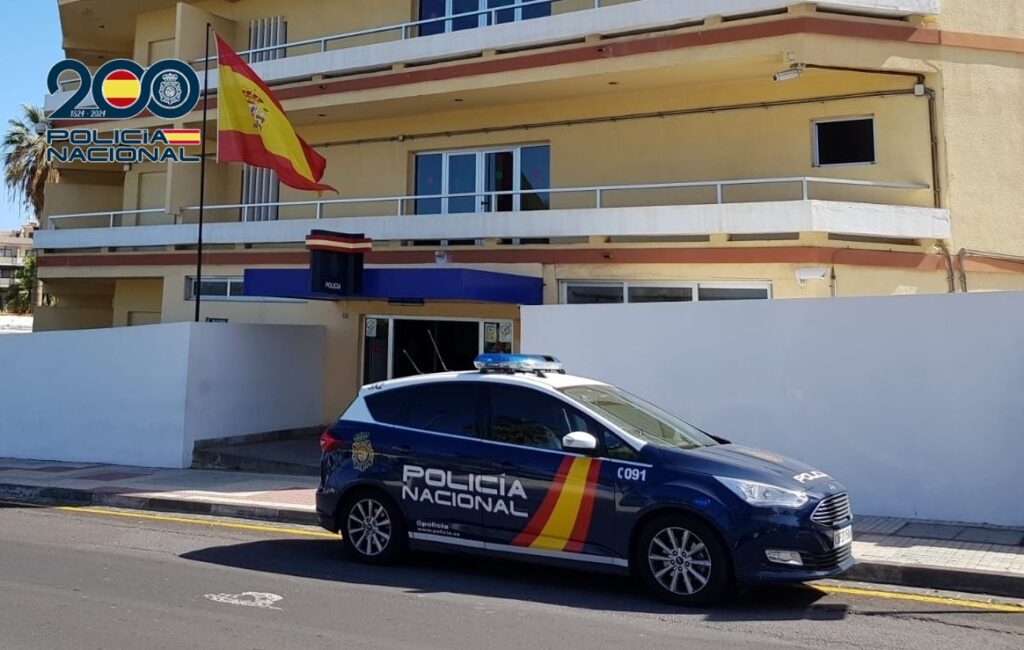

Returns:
634,514,730,606
340,490,407,564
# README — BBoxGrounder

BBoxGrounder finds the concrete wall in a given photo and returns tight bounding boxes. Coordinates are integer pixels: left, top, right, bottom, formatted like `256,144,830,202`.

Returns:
0,322,325,468
521,292,1024,525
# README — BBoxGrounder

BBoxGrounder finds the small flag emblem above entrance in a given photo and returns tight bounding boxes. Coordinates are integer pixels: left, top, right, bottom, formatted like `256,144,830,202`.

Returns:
306,230,372,296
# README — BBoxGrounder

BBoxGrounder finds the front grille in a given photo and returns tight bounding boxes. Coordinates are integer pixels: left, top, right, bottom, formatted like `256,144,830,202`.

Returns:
811,493,852,526
800,545,853,571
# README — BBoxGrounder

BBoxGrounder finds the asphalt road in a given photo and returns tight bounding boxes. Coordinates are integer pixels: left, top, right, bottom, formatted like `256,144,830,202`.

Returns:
0,503,1021,650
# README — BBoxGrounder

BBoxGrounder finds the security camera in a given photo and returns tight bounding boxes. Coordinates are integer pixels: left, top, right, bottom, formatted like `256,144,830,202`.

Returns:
772,65,804,83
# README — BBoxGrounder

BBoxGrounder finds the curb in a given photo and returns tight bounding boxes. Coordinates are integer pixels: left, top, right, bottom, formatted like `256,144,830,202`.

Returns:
0,483,319,527
843,560,1024,600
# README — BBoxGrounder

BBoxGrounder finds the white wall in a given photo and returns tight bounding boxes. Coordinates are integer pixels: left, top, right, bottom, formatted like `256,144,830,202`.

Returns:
184,323,325,449
522,292,1024,526
0,322,325,468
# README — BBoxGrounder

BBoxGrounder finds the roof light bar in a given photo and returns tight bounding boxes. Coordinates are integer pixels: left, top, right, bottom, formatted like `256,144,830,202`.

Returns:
474,353,565,374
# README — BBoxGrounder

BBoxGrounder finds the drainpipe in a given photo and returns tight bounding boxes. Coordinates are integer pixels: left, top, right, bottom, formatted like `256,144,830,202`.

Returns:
937,242,957,293
957,249,1024,294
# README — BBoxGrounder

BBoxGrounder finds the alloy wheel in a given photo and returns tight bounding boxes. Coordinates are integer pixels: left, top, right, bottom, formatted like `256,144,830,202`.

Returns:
347,498,392,557
647,526,712,596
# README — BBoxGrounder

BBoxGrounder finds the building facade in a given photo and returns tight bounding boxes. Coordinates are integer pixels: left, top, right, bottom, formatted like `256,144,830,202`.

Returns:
38,0,1024,418
0,223,35,310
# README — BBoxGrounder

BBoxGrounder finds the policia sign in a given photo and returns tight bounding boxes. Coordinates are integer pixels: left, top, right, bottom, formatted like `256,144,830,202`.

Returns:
305,230,372,296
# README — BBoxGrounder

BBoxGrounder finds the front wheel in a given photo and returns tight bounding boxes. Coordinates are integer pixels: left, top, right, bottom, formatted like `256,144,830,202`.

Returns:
634,514,730,606
340,491,408,564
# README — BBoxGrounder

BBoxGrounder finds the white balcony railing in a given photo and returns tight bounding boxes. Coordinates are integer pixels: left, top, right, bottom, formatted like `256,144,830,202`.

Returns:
46,176,930,230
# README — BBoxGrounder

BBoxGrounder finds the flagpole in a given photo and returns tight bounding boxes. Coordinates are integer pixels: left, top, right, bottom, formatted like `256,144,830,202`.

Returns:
195,22,212,323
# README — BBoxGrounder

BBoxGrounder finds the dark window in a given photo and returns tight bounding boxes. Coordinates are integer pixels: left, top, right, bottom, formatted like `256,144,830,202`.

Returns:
364,387,408,425
488,384,586,450
698,287,769,301
602,430,641,461
415,153,443,215
401,383,480,437
520,145,550,211
521,0,552,20
418,0,448,36
566,284,624,304
814,118,875,166
627,286,693,303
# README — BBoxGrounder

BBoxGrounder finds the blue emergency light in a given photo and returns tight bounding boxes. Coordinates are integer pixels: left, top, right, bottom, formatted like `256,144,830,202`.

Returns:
474,353,565,374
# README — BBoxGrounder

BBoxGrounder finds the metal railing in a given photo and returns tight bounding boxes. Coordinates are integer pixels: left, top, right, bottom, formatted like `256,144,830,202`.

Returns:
46,176,930,230
194,0,611,63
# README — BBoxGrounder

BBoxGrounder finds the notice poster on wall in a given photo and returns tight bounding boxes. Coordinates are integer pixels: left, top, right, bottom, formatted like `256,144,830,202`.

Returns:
499,322,513,343
484,322,498,344
365,318,378,338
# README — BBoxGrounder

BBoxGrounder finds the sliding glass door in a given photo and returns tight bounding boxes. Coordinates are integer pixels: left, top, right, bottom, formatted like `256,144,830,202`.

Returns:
414,145,550,215
418,0,552,35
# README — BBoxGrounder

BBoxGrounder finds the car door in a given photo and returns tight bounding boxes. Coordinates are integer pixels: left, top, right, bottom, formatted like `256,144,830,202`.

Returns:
479,383,620,563
372,381,490,544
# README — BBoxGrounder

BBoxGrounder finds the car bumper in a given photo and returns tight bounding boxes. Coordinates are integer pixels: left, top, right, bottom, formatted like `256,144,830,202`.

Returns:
731,509,854,584
315,490,342,533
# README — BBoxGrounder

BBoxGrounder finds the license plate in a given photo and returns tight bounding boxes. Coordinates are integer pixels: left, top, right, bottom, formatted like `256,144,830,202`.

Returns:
833,525,853,548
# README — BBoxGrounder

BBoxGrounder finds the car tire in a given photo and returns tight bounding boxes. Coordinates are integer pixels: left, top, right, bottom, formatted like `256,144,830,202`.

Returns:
634,514,730,606
339,490,408,565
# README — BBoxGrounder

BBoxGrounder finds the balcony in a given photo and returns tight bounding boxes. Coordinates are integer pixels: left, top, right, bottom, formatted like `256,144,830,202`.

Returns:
37,176,949,251
46,0,940,114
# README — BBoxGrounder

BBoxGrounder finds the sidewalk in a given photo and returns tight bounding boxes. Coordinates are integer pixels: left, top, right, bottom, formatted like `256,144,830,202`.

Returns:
1,458,1022,598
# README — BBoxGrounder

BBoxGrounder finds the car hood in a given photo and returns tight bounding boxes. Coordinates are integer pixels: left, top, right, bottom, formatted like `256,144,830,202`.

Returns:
660,444,845,496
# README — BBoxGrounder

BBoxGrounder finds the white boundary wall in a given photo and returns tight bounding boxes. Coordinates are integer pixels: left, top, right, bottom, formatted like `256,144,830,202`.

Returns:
523,292,1024,526
0,322,325,468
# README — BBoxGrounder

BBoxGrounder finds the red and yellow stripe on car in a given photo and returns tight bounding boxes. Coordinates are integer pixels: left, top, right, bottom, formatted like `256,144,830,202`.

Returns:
512,457,602,552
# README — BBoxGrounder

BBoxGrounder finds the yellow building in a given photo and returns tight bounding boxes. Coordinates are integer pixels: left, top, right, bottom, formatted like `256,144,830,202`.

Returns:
38,0,1024,417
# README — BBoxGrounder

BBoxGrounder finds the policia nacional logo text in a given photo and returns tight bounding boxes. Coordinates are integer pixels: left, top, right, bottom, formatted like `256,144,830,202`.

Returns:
402,466,529,518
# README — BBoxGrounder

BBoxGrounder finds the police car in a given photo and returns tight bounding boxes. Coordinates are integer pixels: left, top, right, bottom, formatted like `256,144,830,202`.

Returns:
316,354,854,606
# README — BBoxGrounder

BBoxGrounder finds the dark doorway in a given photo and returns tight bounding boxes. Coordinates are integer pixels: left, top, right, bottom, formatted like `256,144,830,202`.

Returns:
392,319,480,378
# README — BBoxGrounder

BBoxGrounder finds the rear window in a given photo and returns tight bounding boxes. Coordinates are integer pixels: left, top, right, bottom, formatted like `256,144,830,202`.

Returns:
365,382,480,438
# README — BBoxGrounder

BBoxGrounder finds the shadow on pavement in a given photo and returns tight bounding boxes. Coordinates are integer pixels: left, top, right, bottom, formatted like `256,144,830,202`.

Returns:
181,538,848,621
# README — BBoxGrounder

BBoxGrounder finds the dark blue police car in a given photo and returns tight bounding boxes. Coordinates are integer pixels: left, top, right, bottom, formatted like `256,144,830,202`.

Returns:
317,354,854,606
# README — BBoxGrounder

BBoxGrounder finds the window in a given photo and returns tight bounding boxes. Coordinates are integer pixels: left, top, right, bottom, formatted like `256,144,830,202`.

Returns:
562,281,770,304
387,383,481,437
185,276,245,301
418,0,551,36
813,117,875,166
414,145,550,215
561,384,718,451
488,384,587,451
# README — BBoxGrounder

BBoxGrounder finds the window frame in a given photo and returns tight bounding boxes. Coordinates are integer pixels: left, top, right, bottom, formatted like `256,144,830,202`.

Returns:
418,0,551,34
482,382,610,455
560,280,772,304
811,115,877,168
184,276,305,303
413,143,550,215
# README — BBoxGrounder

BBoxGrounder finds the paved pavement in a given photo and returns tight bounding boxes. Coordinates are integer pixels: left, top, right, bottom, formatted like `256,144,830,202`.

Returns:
0,503,1021,650
1,457,1023,598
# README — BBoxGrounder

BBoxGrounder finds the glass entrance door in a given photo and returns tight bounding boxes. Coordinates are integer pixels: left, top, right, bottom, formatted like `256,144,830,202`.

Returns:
362,317,515,383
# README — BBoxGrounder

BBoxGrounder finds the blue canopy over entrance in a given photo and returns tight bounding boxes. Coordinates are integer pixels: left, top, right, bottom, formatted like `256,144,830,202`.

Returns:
243,267,542,305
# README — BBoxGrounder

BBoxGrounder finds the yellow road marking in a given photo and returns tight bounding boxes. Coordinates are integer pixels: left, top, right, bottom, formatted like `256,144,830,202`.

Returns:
52,505,337,539
815,584,1024,613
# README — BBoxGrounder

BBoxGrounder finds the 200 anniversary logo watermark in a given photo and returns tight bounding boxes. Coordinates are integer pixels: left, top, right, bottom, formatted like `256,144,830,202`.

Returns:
45,58,203,164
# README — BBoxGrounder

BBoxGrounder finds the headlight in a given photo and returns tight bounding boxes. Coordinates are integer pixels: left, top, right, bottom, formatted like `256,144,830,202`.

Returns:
715,476,809,508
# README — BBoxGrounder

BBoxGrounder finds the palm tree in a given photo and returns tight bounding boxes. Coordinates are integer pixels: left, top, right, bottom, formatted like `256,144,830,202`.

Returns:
3,104,58,218
2,254,37,313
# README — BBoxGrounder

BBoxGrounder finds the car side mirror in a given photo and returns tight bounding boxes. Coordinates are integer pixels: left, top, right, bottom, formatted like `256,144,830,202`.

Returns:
562,431,598,452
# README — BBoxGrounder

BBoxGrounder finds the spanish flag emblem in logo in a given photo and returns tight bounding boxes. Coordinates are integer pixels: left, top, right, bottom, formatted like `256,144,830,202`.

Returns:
512,457,602,552
214,34,336,192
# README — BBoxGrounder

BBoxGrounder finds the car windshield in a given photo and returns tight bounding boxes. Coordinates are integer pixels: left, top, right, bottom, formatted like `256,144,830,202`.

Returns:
560,384,718,451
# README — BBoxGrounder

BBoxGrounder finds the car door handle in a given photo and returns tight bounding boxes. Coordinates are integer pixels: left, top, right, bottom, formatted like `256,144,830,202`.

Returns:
498,461,518,473
396,444,413,455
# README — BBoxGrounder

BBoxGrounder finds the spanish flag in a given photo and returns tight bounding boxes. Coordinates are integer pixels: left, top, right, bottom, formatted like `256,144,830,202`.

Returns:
215,34,335,192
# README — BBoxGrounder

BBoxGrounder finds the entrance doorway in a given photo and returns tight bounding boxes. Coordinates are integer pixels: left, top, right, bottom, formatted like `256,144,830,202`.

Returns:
363,316,515,383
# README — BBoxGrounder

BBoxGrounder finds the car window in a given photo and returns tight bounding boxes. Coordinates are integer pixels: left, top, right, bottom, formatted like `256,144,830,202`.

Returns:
602,430,641,461
560,384,717,451
366,383,479,437
488,384,583,451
